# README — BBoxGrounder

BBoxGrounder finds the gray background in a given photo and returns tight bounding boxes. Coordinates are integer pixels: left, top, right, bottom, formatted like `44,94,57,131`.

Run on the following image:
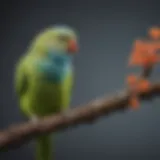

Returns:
0,0,160,160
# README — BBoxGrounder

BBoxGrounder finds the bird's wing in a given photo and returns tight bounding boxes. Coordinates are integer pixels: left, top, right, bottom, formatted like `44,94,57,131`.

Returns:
14,56,28,98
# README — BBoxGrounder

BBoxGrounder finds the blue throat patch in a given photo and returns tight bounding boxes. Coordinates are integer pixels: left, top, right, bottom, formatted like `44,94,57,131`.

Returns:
37,51,72,83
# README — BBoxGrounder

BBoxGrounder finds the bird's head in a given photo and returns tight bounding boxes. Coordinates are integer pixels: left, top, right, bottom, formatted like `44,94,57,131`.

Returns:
28,25,79,57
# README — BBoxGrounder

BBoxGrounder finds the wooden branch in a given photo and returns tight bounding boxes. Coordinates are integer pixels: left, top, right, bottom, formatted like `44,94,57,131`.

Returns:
0,80,160,151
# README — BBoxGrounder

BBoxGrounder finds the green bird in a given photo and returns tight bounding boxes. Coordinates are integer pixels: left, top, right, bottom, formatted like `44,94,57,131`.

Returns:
14,25,79,160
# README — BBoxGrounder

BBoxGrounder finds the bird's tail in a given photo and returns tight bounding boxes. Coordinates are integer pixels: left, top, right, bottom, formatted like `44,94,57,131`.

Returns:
36,134,52,160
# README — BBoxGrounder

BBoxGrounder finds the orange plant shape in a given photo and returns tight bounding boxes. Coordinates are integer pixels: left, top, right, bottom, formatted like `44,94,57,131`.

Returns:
129,39,160,67
126,75,151,109
148,27,160,40
127,75,150,93
129,40,148,66
127,75,140,109
129,96,139,109
127,74,137,85
138,79,150,93
141,52,159,67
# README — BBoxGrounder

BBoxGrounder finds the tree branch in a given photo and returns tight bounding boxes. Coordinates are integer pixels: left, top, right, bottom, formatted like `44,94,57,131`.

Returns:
0,80,160,151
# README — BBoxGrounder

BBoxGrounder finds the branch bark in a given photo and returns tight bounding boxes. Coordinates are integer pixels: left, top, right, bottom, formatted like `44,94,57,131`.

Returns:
0,65,158,151
0,81,160,151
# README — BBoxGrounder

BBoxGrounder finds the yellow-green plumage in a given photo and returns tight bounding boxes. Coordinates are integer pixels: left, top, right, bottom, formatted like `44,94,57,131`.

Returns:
14,25,78,160
15,54,73,117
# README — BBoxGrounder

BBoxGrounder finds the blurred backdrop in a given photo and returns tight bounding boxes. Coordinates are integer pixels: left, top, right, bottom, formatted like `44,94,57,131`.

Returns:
0,0,160,160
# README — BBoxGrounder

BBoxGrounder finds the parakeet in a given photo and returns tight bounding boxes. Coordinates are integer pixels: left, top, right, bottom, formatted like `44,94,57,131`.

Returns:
14,25,79,160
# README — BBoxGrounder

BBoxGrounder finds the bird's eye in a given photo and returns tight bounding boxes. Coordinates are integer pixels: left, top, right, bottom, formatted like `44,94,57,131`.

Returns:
58,36,69,42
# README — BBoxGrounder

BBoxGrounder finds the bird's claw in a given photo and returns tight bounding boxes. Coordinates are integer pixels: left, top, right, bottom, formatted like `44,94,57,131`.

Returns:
30,115,39,124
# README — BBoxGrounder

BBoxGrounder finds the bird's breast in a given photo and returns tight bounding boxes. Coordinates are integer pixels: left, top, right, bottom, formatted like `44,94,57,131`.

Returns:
36,55,72,83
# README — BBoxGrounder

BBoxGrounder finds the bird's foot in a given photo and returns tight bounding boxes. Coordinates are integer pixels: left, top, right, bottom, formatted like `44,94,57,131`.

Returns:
30,115,39,124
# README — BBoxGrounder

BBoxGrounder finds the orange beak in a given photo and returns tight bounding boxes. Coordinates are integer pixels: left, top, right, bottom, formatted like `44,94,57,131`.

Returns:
67,39,78,53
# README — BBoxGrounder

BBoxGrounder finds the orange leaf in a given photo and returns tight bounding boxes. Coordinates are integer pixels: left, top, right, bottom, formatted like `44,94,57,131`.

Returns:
140,52,159,67
129,37,160,67
129,52,144,66
138,80,150,93
127,75,137,85
148,27,160,40
129,42,150,66
129,96,139,109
